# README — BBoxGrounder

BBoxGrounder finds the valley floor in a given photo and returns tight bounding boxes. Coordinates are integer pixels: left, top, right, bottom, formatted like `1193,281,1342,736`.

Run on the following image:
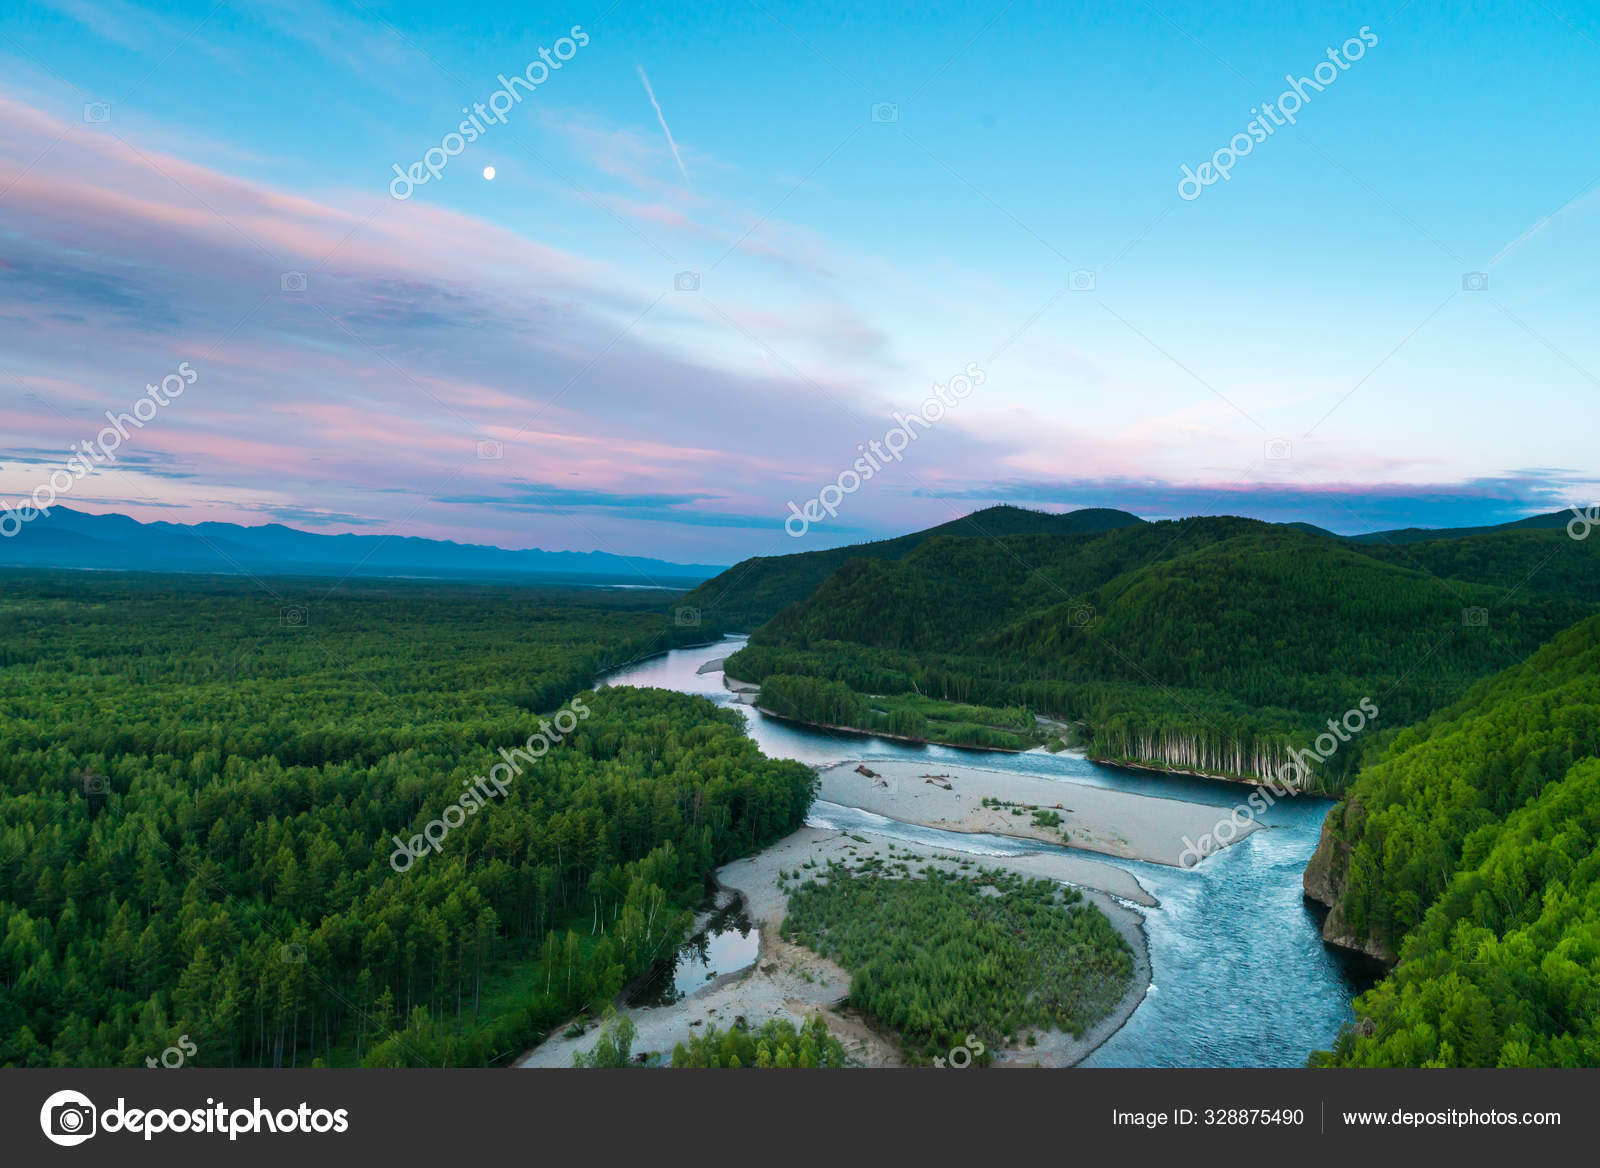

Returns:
516,824,1152,1068
816,758,1257,868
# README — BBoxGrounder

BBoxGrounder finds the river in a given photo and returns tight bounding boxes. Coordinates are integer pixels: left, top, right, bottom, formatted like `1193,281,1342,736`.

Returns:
601,636,1374,1067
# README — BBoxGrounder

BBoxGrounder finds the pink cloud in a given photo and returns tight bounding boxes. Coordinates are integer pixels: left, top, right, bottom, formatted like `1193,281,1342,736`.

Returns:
0,89,988,559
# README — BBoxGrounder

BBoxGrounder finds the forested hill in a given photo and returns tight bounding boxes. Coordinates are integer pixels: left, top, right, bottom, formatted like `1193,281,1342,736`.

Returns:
720,514,1599,787
1308,615,1600,1066
679,505,1584,631
1349,526,1600,603
676,505,1143,630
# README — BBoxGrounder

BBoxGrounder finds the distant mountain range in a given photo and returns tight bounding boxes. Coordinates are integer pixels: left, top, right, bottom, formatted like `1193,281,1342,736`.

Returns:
0,506,726,587
0,502,1578,591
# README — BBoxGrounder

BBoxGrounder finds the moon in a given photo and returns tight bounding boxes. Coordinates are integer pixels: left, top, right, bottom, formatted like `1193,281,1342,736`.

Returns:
482,166,496,181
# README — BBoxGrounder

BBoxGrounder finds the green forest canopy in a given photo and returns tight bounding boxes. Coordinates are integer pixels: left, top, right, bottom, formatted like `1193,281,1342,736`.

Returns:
0,573,813,1068
1311,614,1600,1066
717,516,1598,790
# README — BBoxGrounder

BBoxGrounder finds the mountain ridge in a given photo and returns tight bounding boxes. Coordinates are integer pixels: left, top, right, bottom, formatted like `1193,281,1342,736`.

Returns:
715,508,1599,786
682,504,1585,630
680,504,1146,628
0,505,726,585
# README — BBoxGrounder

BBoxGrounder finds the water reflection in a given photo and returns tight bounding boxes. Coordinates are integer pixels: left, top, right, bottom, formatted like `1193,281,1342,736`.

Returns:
628,892,760,1007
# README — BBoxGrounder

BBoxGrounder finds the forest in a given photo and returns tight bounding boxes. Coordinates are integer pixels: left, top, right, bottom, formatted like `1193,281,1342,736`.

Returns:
757,673,1037,750
711,512,1598,791
1309,614,1600,1066
7,518,1596,1073
677,504,1142,629
0,572,815,1068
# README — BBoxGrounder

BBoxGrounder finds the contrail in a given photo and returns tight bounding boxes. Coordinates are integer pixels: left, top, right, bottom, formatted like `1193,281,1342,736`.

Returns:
1488,178,1600,268
637,65,688,182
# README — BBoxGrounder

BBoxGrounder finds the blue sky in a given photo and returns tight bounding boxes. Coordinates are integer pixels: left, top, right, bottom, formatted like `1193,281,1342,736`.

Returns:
1,0,1596,563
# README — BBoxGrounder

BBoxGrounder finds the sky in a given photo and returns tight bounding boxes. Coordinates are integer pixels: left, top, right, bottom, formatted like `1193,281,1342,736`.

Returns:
1,0,1597,565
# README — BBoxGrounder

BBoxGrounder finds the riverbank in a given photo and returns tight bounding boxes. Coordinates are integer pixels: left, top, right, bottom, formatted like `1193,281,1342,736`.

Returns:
1096,754,1341,796
516,824,1152,1068
564,638,1363,1067
721,673,1344,792
753,704,1035,752
724,674,760,704
816,758,1257,867
593,637,727,688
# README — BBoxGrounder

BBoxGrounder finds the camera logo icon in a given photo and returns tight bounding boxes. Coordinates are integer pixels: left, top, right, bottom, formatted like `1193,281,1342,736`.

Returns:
1070,604,1096,628
40,1089,97,1146
674,606,701,627
280,271,308,293
1070,269,1096,291
674,270,700,292
1461,271,1489,292
476,439,504,460
1462,606,1489,628
871,102,898,123
280,605,308,629
1264,438,1293,460
83,102,111,124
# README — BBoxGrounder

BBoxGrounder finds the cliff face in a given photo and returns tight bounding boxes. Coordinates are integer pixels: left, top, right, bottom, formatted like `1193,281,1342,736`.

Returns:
1302,799,1396,964
1301,810,1344,908
1320,906,1396,964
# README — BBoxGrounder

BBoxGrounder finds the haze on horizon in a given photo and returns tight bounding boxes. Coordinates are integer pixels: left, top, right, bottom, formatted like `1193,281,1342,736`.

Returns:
1,0,1597,564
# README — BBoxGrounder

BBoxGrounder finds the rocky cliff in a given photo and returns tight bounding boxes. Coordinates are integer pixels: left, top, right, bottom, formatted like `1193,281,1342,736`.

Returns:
1302,798,1395,964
